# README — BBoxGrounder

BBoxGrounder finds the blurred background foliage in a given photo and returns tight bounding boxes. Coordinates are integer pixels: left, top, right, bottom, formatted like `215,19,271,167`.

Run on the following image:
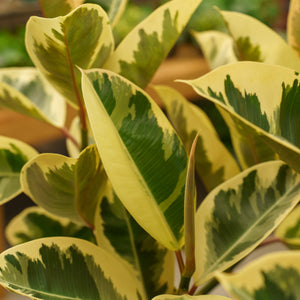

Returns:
0,0,286,66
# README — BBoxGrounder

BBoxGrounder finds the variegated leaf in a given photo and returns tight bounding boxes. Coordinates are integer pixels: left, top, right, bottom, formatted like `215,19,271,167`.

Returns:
25,4,114,107
194,160,300,286
107,0,128,27
21,144,107,226
0,136,38,205
66,116,81,158
38,0,85,18
0,237,146,299
218,251,300,300
153,296,231,300
219,10,300,71
275,205,300,249
95,183,174,298
287,0,300,57
182,62,300,171
192,30,238,70
154,85,240,192
66,116,94,158
81,69,188,250
0,68,66,128
6,206,95,246
103,0,203,88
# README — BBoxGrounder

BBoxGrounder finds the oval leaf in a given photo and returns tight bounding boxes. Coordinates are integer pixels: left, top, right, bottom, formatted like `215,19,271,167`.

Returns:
0,237,146,299
81,69,188,250
287,0,300,57
103,0,203,88
25,4,114,107
21,144,107,226
154,85,240,192
0,68,66,128
219,10,300,71
182,62,300,171
6,206,95,246
275,205,300,249
194,160,300,285
218,251,300,300
95,184,174,298
38,0,85,18
0,136,38,205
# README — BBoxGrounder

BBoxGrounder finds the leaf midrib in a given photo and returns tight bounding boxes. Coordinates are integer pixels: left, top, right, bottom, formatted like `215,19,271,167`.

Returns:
202,181,300,280
84,71,178,248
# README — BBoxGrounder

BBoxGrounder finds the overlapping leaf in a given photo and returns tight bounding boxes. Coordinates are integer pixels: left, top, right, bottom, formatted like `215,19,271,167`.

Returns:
21,144,107,226
194,160,300,285
81,69,188,250
65,116,94,158
0,237,146,299
0,136,38,205
218,251,300,300
219,10,300,71
0,68,66,127
153,296,231,300
6,206,95,246
103,0,203,88
275,205,300,249
182,62,300,171
95,184,174,299
154,85,240,192
287,0,300,56
25,4,114,107
38,0,85,18
106,0,128,27
192,30,237,70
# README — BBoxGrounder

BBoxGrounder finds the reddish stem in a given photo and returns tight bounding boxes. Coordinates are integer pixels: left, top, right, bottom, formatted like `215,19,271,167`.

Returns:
175,250,185,274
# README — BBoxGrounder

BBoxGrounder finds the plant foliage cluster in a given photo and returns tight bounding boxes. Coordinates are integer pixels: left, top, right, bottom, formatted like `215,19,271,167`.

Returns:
0,0,299,299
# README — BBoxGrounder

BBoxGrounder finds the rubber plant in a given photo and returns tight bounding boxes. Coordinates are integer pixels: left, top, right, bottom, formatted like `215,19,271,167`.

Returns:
0,0,299,300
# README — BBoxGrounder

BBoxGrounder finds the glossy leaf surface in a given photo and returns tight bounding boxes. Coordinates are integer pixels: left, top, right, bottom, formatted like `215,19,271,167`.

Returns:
95,184,174,298
6,206,95,246
194,161,300,285
104,0,203,88
0,237,146,299
0,136,38,205
155,85,240,192
287,0,300,56
218,251,300,300
81,69,188,250
26,4,114,107
275,205,300,249
182,62,300,171
21,145,107,226
220,10,300,71
38,0,85,18
0,68,66,127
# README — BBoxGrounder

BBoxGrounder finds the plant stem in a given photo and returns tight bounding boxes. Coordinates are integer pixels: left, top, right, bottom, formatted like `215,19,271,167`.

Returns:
178,275,192,295
188,283,198,295
175,250,184,274
60,127,80,149
62,24,89,150
258,236,283,247
194,278,219,295
37,0,46,17
80,126,89,151
178,134,199,295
